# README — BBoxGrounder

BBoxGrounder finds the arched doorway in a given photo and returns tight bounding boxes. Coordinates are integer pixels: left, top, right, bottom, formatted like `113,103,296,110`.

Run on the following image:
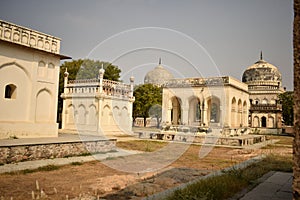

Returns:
188,97,201,125
208,96,220,125
261,116,267,127
231,97,237,127
171,96,181,125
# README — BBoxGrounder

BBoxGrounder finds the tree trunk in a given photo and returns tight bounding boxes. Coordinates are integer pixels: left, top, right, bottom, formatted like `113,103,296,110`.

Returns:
293,0,300,198
156,117,160,128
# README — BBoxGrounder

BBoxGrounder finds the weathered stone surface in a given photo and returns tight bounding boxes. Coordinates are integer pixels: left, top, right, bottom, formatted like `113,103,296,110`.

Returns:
0,140,116,164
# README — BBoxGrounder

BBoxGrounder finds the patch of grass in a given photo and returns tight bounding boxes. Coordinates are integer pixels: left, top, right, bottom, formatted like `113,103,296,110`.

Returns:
70,162,83,166
7,165,61,175
116,140,168,152
165,155,292,200
268,135,293,145
132,126,161,132
105,157,116,160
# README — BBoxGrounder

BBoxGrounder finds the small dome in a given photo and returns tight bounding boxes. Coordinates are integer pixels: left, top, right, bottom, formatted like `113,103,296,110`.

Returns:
242,53,282,85
144,60,174,85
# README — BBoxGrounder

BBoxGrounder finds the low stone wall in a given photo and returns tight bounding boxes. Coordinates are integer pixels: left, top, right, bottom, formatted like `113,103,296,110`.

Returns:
0,139,116,164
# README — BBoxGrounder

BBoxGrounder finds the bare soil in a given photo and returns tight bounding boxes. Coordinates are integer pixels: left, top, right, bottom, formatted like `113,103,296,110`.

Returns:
0,137,292,200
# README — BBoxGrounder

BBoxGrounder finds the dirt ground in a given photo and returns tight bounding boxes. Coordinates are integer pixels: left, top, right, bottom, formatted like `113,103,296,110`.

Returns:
0,137,293,200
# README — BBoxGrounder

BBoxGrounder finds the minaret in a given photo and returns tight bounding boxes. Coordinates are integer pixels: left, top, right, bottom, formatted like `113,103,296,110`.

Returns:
159,57,162,65
260,51,263,60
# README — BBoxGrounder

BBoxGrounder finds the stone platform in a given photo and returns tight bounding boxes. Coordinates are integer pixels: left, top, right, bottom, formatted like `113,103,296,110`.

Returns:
136,131,266,147
0,133,116,164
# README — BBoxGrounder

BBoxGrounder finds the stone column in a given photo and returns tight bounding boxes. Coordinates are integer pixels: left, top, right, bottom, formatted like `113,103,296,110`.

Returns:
61,68,69,129
202,101,208,126
294,0,300,198
219,105,223,127
181,106,189,125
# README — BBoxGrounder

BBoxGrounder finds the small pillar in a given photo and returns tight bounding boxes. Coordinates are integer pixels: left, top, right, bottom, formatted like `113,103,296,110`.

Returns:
130,76,134,98
99,64,105,93
63,68,69,93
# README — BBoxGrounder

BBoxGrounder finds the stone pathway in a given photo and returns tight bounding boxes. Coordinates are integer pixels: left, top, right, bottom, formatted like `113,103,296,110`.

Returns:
240,171,293,200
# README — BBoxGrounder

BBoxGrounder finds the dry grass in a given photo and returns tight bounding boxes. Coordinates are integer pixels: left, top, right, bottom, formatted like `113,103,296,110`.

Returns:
0,135,293,199
165,155,293,200
116,139,168,152
267,135,294,145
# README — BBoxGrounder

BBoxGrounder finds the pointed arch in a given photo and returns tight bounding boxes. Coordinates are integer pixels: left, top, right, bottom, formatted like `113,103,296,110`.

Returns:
237,99,242,126
88,104,97,125
113,106,120,125
242,101,247,126
0,62,31,121
170,96,182,125
77,104,86,125
102,105,111,126
268,116,275,128
38,61,46,77
253,116,259,127
35,89,52,122
261,116,267,127
67,104,75,124
0,62,31,80
231,97,237,127
120,106,129,128
188,96,201,125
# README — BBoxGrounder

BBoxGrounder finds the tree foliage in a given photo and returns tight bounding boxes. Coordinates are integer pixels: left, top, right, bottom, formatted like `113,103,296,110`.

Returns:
57,59,121,125
278,91,294,126
149,104,162,128
133,84,162,127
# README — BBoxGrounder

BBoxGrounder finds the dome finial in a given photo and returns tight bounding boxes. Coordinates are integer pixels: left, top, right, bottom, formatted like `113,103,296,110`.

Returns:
260,51,263,60
159,57,161,65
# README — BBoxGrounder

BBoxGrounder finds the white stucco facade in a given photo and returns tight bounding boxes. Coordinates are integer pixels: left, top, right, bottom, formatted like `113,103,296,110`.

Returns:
0,20,69,138
242,54,284,134
61,69,135,136
162,76,249,129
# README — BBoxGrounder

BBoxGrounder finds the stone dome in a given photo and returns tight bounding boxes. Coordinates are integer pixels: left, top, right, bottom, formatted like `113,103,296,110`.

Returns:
242,54,282,85
144,60,174,85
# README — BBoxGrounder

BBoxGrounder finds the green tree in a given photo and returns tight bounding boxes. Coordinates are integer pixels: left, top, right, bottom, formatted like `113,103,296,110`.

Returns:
133,84,162,127
278,91,294,126
149,104,162,128
76,59,121,81
57,59,121,126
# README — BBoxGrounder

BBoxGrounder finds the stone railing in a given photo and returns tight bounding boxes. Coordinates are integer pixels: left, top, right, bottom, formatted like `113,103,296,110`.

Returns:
248,85,281,91
0,20,60,54
250,104,282,111
163,77,228,88
64,78,131,98
246,80,281,86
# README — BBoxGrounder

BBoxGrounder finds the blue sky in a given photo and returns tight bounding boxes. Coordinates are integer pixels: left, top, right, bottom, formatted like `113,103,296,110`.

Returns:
0,0,293,89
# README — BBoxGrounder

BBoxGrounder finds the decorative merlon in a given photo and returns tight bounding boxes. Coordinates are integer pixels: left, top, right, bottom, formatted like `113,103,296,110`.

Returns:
0,20,61,55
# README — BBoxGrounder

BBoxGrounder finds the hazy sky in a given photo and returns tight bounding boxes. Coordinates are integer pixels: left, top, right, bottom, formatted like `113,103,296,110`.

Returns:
0,0,293,89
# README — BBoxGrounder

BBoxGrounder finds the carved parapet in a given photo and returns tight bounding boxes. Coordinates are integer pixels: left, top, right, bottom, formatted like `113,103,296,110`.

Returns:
250,104,282,112
0,20,61,54
163,76,247,92
64,78,132,98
